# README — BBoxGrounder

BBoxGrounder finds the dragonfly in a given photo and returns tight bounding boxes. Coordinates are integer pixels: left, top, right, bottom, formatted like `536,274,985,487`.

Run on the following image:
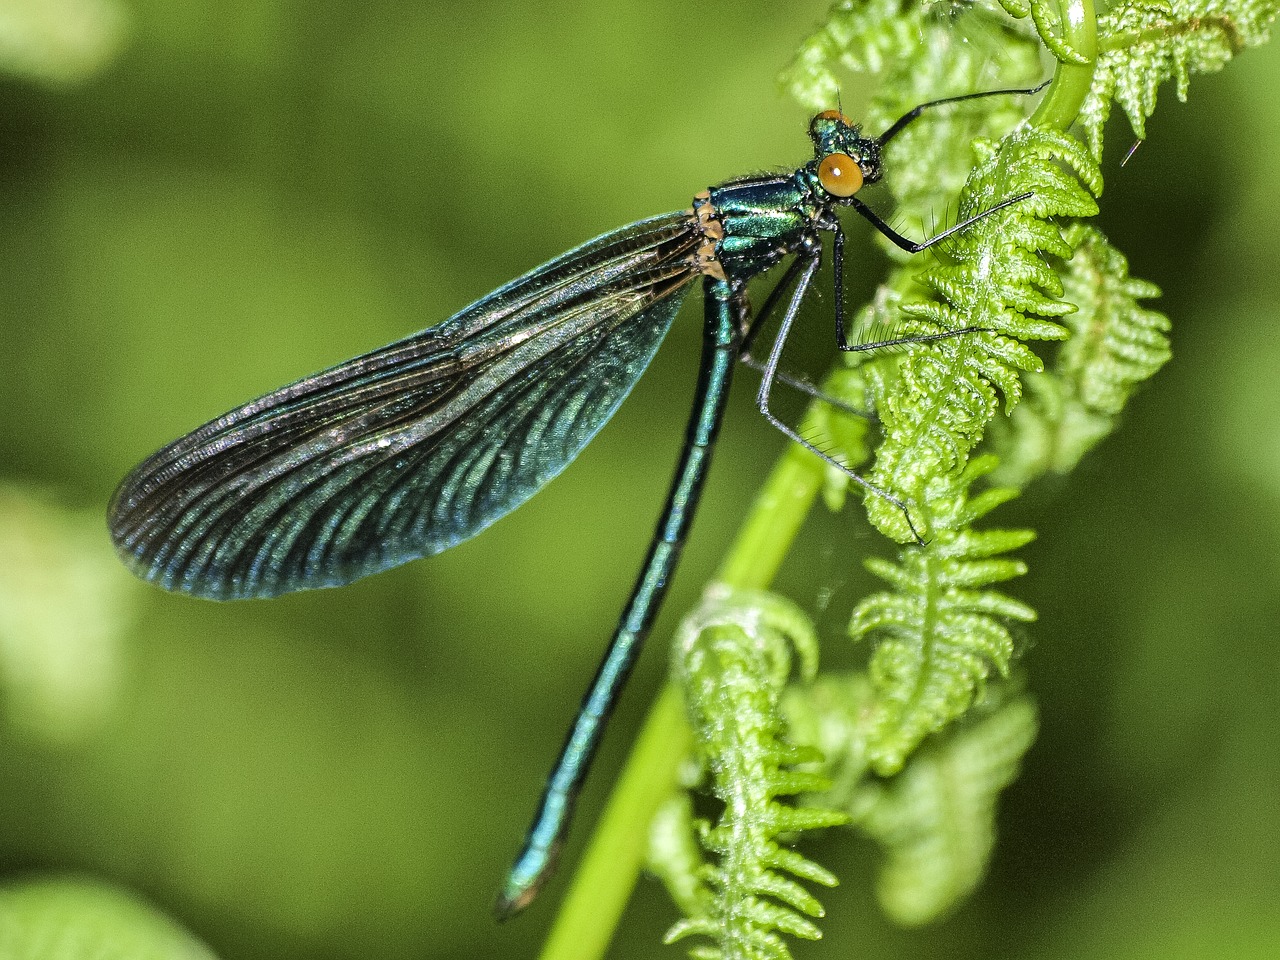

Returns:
107,83,1044,919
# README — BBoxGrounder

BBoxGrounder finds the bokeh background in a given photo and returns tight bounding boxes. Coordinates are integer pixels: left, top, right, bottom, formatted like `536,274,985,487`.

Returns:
1,1,1278,959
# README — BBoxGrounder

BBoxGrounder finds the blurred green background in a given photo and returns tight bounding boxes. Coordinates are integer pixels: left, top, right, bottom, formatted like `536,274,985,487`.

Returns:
1,1,1278,958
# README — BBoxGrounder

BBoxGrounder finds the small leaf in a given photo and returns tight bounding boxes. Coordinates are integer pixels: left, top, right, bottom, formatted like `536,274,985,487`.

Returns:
0,877,218,960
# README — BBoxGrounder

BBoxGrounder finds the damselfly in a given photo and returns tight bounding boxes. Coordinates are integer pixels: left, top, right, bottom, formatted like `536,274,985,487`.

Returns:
108,84,1044,918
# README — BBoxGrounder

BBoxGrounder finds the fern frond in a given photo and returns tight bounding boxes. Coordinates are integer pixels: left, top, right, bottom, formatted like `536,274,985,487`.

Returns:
1082,0,1279,158
665,587,847,960
631,1,1273,953
991,224,1171,485
850,457,1036,773
1057,226,1170,415
782,0,931,112
865,125,1102,542
857,683,1039,925
781,673,1038,923
648,794,714,919
999,0,1094,62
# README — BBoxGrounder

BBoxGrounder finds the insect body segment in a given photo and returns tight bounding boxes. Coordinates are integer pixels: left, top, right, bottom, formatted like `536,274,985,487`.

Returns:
706,176,819,278
689,190,727,281
703,111,885,285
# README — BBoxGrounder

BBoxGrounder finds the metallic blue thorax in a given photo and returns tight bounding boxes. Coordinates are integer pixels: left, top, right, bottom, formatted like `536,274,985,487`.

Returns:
706,172,823,279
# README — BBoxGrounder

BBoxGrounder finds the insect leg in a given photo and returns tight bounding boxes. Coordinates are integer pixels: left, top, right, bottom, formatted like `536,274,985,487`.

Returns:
838,189,1032,354
876,80,1050,146
738,251,871,419
851,191,1031,255
753,250,926,544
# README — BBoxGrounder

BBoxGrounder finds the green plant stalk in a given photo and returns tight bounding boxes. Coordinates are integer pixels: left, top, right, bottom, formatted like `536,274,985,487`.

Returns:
1034,0,1098,133
537,445,824,960
714,443,827,590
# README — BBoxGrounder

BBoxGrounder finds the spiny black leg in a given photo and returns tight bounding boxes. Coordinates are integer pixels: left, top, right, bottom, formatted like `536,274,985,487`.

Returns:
754,252,818,416
740,253,810,357
837,192,1032,353
753,251,926,545
833,220,849,348
840,325,988,355
827,222,966,357
851,192,1031,254
738,354,873,420
876,80,1050,146
737,247,872,419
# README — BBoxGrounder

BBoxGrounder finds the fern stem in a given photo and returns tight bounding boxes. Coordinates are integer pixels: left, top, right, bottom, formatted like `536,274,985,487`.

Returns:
715,442,825,590
539,437,824,958
1032,0,1099,132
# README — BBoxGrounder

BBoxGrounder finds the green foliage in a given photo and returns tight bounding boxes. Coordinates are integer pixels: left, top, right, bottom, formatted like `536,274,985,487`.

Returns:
1082,0,1280,158
0,877,218,960
0,3,1273,959
662,588,848,960
654,0,1274,955
647,794,711,920
0,487,135,744
863,125,1101,543
782,0,930,111
779,673,876,815
1054,226,1171,418
854,683,1038,925
0,0,127,84
991,224,1171,485
1009,0,1093,64
783,675,1039,925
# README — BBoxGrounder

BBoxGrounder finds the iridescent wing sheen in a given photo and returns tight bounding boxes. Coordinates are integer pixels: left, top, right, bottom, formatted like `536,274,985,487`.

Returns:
109,212,701,600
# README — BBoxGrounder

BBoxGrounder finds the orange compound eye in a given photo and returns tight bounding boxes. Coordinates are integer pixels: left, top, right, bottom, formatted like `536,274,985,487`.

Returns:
818,153,863,197
813,109,852,124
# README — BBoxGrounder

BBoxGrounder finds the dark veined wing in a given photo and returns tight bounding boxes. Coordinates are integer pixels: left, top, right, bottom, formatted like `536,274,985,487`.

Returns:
109,212,702,600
